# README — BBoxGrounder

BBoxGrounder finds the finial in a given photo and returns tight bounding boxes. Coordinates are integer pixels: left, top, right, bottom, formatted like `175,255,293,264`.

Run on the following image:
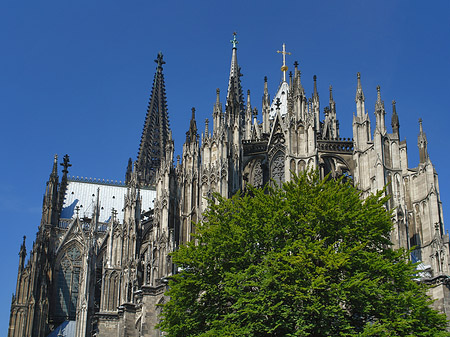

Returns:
392,100,397,113
264,76,267,83
419,118,423,132
61,154,71,173
191,107,196,119
275,97,282,111
230,32,239,49
313,75,318,97
376,85,382,103
216,88,220,103
205,118,209,135
289,71,293,80
253,107,258,117
294,61,299,69
54,154,58,163
155,52,165,69
357,72,361,80
329,85,333,102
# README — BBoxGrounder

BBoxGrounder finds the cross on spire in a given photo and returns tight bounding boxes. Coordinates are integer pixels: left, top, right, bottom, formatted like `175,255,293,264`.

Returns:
155,52,165,69
230,32,239,49
277,43,291,82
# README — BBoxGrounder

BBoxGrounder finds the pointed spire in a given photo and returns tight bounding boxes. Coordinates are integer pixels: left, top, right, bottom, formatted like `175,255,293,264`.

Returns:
391,100,400,138
374,85,386,133
137,52,171,186
42,155,60,226
355,72,365,102
186,107,198,143
329,85,334,103
246,89,251,113
418,118,428,164
313,75,318,99
19,236,26,261
375,85,384,111
125,158,132,185
226,33,244,117
58,154,71,214
263,76,270,105
50,154,58,179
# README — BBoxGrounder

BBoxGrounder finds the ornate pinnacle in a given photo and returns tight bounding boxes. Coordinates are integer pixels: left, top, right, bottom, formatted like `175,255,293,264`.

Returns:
155,52,165,69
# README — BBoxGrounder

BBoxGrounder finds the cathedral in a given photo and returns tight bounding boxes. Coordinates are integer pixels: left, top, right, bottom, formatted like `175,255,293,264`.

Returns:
8,34,449,337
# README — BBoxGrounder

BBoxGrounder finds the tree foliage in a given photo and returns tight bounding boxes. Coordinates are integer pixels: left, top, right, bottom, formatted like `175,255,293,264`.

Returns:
158,172,449,336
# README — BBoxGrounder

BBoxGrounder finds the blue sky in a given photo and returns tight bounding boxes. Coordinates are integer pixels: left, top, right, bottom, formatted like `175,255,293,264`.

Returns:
1,1,450,332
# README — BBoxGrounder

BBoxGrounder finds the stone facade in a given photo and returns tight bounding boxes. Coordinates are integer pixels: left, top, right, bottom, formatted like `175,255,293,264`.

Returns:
8,36,448,336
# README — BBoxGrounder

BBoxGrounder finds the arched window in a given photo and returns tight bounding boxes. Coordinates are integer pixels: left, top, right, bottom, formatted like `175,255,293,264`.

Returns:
55,245,82,320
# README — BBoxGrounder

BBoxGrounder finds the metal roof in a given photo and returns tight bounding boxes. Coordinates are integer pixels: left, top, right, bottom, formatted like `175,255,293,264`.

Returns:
60,179,156,223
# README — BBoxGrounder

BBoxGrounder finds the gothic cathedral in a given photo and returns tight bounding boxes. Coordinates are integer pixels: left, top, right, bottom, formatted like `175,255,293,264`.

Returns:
8,35,448,337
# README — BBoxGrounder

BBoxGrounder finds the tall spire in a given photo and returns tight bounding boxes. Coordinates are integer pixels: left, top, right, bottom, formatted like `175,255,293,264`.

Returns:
226,33,244,117
136,52,171,186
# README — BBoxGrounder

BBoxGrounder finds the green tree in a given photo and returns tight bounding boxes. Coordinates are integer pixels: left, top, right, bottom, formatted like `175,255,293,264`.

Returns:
158,172,449,336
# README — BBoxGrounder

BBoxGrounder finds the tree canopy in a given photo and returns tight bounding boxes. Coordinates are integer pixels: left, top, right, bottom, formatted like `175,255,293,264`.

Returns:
158,172,449,336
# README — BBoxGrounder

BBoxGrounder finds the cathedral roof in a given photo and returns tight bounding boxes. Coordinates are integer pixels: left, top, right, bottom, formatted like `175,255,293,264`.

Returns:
269,81,289,119
60,178,156,223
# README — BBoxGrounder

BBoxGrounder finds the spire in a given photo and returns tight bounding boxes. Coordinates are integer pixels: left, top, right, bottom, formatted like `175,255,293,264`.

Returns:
375,85,386,133
226,33,244,117
329,85,333,103
186,107,198,143
58,154,71,214
125,158,132,185
136,52,171,186
313,75,318,99
50,154,58,179
391,100,400,138
18,236,26,270
418,118,428,164
263,76,270,105
246,89,251,113
355,72,365,102
42,155,60,226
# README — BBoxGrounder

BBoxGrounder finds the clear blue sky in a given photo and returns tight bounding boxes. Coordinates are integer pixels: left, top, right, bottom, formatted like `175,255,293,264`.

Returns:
1,1,449,332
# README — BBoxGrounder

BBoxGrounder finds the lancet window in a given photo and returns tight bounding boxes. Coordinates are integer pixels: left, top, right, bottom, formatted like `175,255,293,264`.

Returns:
55,244,82,320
